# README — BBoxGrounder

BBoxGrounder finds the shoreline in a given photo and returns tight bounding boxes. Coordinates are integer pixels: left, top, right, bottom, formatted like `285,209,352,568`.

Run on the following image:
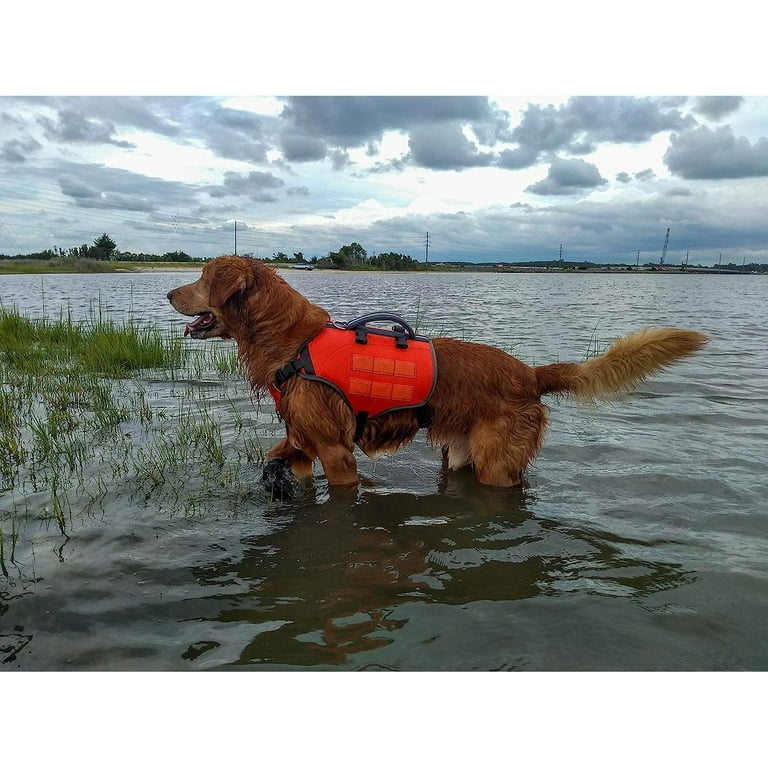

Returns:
0,259,761,276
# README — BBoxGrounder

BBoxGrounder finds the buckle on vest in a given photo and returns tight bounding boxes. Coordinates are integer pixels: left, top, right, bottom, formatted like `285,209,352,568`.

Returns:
274,359,303,388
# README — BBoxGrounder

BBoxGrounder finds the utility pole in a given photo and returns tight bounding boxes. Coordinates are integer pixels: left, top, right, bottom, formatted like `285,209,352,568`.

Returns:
660,227,670,267
424,232,430,265
636,250,640,267
559,243,563,268
234,220,238,255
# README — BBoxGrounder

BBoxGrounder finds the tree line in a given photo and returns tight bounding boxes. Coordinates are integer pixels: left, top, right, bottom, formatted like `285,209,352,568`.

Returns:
2,234,421,270
269,242,421,270
1,234,192,263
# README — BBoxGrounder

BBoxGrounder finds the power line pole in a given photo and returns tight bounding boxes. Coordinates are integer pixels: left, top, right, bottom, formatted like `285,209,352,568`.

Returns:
424,231,430,265
234,220,238,255
559,243,563,268
660,227,670,267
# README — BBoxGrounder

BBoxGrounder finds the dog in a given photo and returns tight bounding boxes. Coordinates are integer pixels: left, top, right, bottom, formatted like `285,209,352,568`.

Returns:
168,255,707,498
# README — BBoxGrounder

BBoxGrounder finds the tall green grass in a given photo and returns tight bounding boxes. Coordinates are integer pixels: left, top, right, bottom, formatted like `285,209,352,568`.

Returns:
0,306,267,572
0,258,119,275
0,308,187,376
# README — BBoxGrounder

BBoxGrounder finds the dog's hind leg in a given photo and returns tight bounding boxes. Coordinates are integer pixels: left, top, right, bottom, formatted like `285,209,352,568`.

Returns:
316,443,359,486
441,437,472,471
469,404,548,487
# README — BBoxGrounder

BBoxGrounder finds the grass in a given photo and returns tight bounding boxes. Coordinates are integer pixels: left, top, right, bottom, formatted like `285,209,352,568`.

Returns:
0,306,271,573
0,258,119,274
0,308,187,376
0,259,202,275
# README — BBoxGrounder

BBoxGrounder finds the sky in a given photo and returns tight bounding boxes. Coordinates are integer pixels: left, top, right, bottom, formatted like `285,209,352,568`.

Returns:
2,8,766,267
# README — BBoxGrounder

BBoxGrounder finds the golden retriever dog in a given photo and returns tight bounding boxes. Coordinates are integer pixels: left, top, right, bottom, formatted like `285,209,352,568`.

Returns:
168,255,707,498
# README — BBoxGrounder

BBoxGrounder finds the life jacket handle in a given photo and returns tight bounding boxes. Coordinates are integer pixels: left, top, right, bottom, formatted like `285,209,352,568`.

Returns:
341,312,419,347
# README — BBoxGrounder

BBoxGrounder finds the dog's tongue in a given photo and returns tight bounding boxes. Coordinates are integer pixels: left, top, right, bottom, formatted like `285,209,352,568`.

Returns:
184,313,213,337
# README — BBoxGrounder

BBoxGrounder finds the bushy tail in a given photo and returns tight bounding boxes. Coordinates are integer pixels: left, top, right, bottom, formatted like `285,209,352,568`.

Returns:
535,328,708,400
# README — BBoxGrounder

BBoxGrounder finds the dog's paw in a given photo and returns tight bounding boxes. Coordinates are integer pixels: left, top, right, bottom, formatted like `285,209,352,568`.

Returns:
262,458,298,501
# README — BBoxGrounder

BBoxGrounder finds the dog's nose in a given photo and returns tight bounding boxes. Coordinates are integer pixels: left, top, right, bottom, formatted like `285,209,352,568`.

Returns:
166,290,174,302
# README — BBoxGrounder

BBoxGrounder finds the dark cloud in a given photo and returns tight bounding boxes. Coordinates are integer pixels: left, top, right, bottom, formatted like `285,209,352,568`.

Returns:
193,203,238,217
526,158,608,195
1,135,41,162
567,96,692,143
635,168,655,182
409,122,494,170
38,109,135,148
198,105,271,164
59,170,155,212
287,185,309,196
497,146,539,170
330,149,350,171
277,96,510,171
510,103,580,156
23,96,186,137
691,96,744,121
664,126,768,179
508,96,693,169
616,168,655,184
664,186,694,197
55,162,198,212
366,156,409,174
280,132,327,162
279,96,500,148
17,97,273,165
206,170,285,201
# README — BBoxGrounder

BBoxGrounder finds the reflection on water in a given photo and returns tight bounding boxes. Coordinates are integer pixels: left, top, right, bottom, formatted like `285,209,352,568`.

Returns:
2,270,768,670
181,461,696,669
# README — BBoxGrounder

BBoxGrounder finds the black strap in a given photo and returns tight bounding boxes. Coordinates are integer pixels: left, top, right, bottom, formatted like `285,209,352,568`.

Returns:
273,343,314,389
354,412,369,442
274,359,303,387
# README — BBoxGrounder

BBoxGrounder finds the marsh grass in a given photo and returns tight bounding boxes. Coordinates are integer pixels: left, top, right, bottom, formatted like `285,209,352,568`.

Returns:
0,306,269,572
0,258,119,275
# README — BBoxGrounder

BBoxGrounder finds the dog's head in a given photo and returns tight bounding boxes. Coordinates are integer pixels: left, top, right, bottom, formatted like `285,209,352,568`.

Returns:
167,255,258,340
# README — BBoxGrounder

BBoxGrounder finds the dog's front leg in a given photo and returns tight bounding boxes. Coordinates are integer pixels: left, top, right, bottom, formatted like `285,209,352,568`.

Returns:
263,439,314,500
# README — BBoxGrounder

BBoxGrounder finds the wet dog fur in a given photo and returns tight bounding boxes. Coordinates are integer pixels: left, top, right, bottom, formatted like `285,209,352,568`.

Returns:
168,255,707,496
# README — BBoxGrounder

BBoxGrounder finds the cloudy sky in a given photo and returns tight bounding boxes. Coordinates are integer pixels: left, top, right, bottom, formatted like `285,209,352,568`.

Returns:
2,94,766,266
2,4,765,267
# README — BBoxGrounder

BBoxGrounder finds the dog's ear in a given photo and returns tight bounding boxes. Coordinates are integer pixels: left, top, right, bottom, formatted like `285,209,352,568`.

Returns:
207,261,250,307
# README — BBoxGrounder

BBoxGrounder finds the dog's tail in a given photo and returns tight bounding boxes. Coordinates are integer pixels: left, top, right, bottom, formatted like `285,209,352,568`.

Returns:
535,328,708,401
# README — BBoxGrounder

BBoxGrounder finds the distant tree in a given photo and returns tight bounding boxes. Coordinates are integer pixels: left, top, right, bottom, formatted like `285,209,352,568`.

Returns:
68,244,91,259
92,233,118,261
370,251,419,270
272,251,289,262
327,242,368,269
162,250,191,262
25,249,57,261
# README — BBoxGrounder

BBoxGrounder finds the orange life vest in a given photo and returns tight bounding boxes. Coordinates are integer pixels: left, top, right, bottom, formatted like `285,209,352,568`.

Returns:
270,314,437,430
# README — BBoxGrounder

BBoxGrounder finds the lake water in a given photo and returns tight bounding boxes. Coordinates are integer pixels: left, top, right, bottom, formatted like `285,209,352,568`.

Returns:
1,268,767,671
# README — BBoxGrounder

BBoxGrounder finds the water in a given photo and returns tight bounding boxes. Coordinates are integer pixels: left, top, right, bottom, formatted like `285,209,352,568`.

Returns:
1,268,767,670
